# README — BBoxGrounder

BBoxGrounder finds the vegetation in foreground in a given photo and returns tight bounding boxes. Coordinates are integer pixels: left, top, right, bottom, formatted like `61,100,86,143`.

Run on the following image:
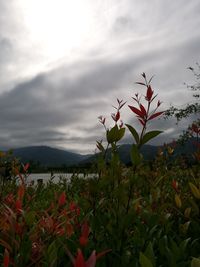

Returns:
0,73,200,266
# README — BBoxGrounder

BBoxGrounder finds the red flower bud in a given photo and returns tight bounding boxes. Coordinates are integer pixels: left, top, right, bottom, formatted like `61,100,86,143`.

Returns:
111,111,120,122
141,72,146,79
119,120,123,128
157,100,162,107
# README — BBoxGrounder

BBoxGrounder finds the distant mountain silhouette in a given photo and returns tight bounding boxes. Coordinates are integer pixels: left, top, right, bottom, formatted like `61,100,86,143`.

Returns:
12,146,91,167
82,143,158,165
8,138,199,167
83,138,199,165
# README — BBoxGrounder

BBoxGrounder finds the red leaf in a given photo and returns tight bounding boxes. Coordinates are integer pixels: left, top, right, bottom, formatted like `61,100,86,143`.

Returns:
191,123,199,133
58,192,66,207
157,100,162,107
69,201,76,211
111,111,120,122
172,180,178,192
146,85,154,101
148,111,164,120
73,249,99,267
96,249,112,261
15,168,24,184
128,105,144,117
115,111,120,122
74,249,86,267
86,251,97,267
17,185,25,200
15,199,22,213
23,163,30,172
79,221,90,247
79,236,88,247
138,118,145,126
69,202,80,215
3,249,9,267
4,193,14,205
139,104,147,117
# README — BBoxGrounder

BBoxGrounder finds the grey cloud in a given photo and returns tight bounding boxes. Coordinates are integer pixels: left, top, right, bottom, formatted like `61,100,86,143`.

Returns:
0,48,197,151
0,128,68,150
0,37,13,61
0,0,199,153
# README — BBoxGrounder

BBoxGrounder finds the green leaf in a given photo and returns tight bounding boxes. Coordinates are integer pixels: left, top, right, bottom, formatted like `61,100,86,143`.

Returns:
191,257,200,267
141,130,162,145
130,144,142,166
116,127,125,142
24,211,36,226
169,238,180,261
106,125,125,143
144,242,156,267
179,238,191,255
139,252,153,267
189,182,200,199
47,240,57,265
96,141,105,152
125,124,139,144
106,126,117,143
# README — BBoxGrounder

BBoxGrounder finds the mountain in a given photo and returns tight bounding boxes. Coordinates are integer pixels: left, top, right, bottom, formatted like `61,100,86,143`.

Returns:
12,146,91,167
83,138,199,165
83,143,159,165
9,138,199,168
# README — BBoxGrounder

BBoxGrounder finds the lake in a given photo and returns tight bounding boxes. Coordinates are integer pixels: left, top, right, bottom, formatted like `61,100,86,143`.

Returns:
21,173,97,185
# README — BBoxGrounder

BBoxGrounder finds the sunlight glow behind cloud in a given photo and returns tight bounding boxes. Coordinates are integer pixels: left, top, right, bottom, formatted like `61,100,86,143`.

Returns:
19,0,95,58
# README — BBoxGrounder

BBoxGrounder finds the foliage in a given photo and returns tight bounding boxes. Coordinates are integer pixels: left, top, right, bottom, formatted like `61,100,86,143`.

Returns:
165,64,200,146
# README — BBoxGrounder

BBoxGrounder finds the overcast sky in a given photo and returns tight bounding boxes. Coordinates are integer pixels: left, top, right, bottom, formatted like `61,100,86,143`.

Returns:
0,0,200,154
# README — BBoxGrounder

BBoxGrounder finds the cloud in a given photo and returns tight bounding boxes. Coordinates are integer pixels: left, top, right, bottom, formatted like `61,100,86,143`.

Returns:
0,45,199,152
0,0,199,153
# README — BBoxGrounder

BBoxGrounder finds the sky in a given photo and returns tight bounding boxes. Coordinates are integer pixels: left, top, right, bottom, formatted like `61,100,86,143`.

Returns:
0,0,200,154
